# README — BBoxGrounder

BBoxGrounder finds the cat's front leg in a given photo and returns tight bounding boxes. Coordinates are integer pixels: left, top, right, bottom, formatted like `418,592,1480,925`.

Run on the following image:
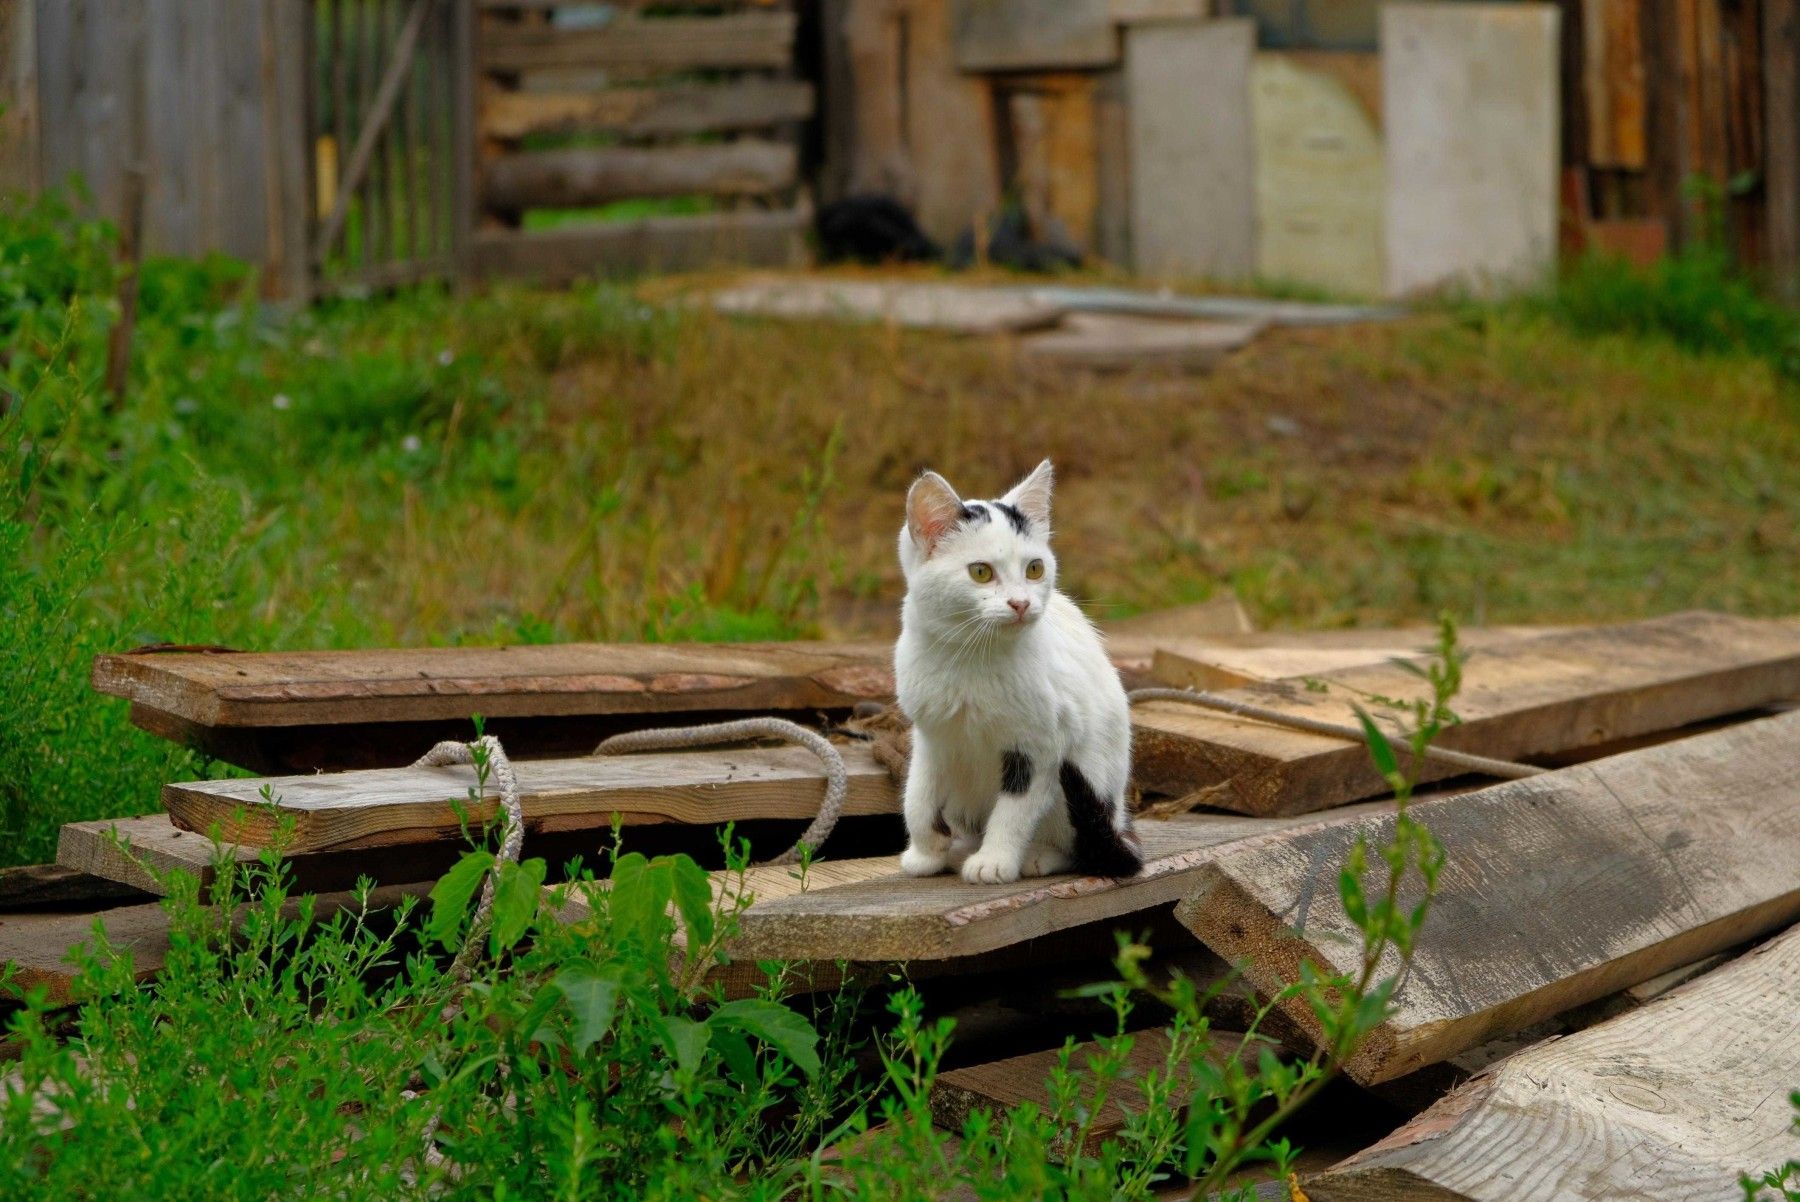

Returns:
899,736,953,876
961,749,1054,885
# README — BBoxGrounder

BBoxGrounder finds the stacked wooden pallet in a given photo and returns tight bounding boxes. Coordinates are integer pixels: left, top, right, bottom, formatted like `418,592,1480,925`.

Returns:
8,607,1800,1198
470,0,814,282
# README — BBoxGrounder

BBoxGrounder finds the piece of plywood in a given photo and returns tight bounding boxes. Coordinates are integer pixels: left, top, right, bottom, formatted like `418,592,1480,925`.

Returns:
0,883,428,1007
481,79,815,140
716,803,1393,964
1131,611,1800,814
1306,921,1800,1201
1109,0,1208,21
92,640,894,731
1020,314,1261,371
484,141,798,210
162,743,899,854
1126,18,1256,280
1382,3,1560,297
1253,53,1386,297
1177,710,1800,1086
949,0,1117,72
708,280,1066,333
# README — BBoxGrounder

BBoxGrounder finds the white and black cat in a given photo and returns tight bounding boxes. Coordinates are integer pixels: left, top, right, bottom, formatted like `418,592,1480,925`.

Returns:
894,460,1143,885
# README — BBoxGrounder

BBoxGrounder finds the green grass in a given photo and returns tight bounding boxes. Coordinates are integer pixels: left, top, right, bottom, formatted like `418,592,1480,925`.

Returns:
4,188,1797,1196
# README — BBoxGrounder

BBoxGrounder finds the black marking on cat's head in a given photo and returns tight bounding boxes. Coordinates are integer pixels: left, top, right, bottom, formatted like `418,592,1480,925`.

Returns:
1000,749,1033,796
991,501,1030,535
958,502,991,526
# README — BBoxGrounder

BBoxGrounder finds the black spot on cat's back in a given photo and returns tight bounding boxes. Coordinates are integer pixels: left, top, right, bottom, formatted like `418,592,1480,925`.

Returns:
1001,750,1032,795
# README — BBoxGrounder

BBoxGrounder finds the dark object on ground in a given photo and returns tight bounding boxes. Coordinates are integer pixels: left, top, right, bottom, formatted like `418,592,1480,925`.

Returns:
815,196,941,264
950,206,1083,273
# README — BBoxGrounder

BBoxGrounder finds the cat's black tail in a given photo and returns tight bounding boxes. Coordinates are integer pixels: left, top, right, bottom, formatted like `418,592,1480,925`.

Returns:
1060,761,1144,878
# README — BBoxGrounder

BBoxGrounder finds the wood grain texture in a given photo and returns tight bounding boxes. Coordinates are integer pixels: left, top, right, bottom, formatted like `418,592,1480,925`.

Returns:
482,79,814,140
54,813,488,897
92,640,894,729
713,803,1393,964
1306,921,1800,1201
1176,709,1800,1085
1149,626,1562,690
1132,611,1800,814
900,0,1002,246
0,883,427,1007
480,12,796,72
163,742,898,853
484,140,798,209
931,1028,1191,1153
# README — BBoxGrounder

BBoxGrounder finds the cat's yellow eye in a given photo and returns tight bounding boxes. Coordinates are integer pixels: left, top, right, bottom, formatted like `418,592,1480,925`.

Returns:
968,562,995,584
1025,559,1045,581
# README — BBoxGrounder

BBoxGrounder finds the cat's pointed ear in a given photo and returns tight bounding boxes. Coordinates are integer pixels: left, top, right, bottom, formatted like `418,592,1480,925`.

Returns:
906,471,963,556
1002,459,1053,531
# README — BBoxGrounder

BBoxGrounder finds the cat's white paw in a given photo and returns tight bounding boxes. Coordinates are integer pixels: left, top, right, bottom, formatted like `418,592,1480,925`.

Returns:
960,851,1021,885
900,846,949,877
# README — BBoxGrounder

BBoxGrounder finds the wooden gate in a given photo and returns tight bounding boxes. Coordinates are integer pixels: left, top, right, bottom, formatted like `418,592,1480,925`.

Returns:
307,0,472,295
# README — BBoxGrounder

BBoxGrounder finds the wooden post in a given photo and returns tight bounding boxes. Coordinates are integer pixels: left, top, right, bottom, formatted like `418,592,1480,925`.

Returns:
103,5,147,408
1765,0,1800,293
450,0,475,282
0,0,40,195
261,0,314,303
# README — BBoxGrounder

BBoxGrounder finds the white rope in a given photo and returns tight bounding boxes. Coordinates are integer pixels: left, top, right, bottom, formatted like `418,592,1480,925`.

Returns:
594,718,848,865
412,735,524,983
1127,687,1545,780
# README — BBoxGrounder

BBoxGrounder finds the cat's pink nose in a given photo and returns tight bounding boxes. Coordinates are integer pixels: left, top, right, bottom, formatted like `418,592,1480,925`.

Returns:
1008,598,1030,617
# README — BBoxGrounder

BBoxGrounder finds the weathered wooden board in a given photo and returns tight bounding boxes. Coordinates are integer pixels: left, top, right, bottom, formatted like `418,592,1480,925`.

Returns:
470,209,809,286
1176,709,1800,1085
1108,0,1208,20
1133,611,1800,814
714,804,1393,964
484,141,798,210
55,814,493,897
931,1027,1199,1153
480,13,797,72
1149,625,1561,690
163,743,899,854
0,883,427,1007
1306,921,1800,1201
949,0,1117,71
482,79,814,140
903,0,1004,246
93,640,894,730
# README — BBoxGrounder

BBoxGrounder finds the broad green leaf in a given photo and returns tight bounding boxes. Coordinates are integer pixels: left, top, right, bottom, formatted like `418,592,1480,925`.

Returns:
709,998,821,1079
667,854,716,949
488,857,548,954
658,1015,710,1080
609,852,671,946
1353,706,1399,780
711,1027,758,1086
551,963,619,1054
427,850,495,948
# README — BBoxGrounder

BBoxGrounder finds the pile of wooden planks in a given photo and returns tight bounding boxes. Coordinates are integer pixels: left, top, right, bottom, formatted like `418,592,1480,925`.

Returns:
14,606,1800,1197
469,1,813,283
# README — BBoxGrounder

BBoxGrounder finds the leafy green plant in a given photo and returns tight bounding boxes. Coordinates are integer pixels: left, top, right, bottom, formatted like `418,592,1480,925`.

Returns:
1744,1093,1800,1201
